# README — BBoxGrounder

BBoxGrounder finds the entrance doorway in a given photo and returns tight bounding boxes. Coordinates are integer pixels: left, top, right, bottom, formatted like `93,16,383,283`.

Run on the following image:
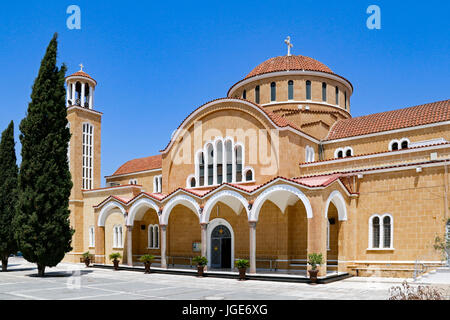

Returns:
210,225,232,268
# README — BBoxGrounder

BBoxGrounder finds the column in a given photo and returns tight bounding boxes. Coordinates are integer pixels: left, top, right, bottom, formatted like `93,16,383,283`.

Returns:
95,226,105,264
66,82,70,106
249,221,257,274
307,195,327,277
201,223,208,257
71,82,76,105
127,225,133,266
88,85,94,109
81,83,86,107
160,224,167,268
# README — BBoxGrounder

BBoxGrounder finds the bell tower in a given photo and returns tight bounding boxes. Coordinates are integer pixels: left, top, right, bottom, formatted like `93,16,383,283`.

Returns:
65,65,103,260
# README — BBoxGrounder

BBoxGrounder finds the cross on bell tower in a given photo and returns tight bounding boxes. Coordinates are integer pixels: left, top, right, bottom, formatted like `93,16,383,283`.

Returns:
284,36,293,56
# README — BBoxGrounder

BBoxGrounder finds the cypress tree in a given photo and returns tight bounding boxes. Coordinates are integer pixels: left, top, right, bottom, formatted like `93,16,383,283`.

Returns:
0,121,19,271
14,33,73,277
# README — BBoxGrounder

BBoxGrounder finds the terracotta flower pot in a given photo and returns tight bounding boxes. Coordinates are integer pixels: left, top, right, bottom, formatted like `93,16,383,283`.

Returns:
197,265,205,277
113,259,120,270
308,269,319,284
144,262,151,274
238,268,247,281
84,258,90,267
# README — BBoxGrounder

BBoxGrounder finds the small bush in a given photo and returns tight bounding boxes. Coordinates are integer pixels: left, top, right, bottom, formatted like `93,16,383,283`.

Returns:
307,253,323,270
193,256,208,266
389,281,444,300
235,259,250,269
109,252,122,261
82,251,91,259
139,254,155,263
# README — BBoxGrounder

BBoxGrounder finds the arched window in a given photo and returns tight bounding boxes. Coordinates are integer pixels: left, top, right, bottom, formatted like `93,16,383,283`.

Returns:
206,144,214,185
401,139,409,149
345,147,353,157
89,226,95,247
288,80,294,100
270,82,276,101
335,149,344,158
153,175,162,193
225,140,233,183
391,141,399,151
242,90,246,100
383,216,392,248
344,91,347,109
216,141,223,184
369,214,393,249
372,217,380,248
113,225,123,248
322,82,327,102
327,220,330,250
82,123,94,190
245,169,253,181
305,145,315,163
306,80,311,100
148,225,159,249
335,86,339,105
235,145,243,182
129,179,137,185
199,152,205,186
255,85,260,104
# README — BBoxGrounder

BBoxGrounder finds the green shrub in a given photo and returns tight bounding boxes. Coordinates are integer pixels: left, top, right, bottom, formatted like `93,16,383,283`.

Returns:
82,251,91,259
109,252,122,261
139,254,155,263
193,256,208,266
235,259,250,269
307,253,323,270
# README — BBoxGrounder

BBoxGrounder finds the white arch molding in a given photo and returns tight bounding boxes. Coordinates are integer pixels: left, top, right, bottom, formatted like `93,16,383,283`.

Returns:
127,198,160,226
97,201,126,227
324,190,348,221
201,190,249,224
206,218,235,269
160,194,201,225
250,184,313,221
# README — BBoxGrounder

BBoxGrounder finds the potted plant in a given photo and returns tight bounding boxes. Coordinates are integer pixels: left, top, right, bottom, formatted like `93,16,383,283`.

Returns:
235,259,250,280
82,251,91,267
192,256,208,277
109,252,122,270
307,253,323,284
139,254,155,274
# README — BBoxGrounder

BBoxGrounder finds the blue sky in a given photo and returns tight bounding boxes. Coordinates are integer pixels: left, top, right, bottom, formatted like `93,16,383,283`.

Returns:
0,0,449,185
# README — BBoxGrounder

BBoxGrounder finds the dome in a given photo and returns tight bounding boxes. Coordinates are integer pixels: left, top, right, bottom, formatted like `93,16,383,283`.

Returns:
66,67,97,85
245,55,333,79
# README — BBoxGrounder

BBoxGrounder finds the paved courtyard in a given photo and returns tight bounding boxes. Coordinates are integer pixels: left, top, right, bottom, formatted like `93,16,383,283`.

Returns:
0,257,448,300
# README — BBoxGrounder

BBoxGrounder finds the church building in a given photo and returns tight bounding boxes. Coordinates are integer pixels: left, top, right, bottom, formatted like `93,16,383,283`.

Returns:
63,39,450,278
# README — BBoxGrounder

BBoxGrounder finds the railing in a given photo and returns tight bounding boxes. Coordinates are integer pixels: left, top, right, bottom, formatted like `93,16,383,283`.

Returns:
413,260,428,281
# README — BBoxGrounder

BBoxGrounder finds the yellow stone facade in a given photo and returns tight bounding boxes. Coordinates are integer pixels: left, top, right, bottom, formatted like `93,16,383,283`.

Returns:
63,54,450,278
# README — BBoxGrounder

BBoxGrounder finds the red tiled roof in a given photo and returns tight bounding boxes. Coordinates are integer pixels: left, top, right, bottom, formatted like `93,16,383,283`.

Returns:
66,70,97,84
111,155,162,176
326,99,450,141
245,55,332,79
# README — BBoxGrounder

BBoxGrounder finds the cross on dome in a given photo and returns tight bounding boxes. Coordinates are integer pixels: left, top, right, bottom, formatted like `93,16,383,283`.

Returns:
284,36,293,56
79,63,84,71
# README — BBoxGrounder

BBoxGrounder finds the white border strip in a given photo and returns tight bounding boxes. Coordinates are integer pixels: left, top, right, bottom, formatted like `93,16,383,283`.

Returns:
105,167,162,179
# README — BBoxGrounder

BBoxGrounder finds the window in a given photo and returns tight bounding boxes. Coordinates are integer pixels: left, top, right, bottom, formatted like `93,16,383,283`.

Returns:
306,80,311,100
335,86,339,105
129,179,138,185
190,138,253,187
400,138,409,149
344,91,347,109
322,82,327,102
270,82,276,101
327,220,330,250
390,140,399,151
344,147,353,157
242,90,246,100
82,123,94,189
446,220,450,243
288,80,294,100
337,150,343,158
67,123,71,169
113,225,123,248
335,147,353,158
255,85,260,104
305,145,315,163
245,169,253,181
153,175,162,193
89,226,95,247
148,225,159,249
369,214,393,249
236,145,243,182
389,138,409,151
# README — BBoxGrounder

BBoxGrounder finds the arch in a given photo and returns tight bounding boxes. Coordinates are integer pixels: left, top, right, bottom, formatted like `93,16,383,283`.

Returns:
324,190,348,221
201,190,249,224
250,184,313,221
127,197,160,226
207,218,235,269
389,139,400,151
161,194,201,225
334,148,344,159
97,201,126,227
